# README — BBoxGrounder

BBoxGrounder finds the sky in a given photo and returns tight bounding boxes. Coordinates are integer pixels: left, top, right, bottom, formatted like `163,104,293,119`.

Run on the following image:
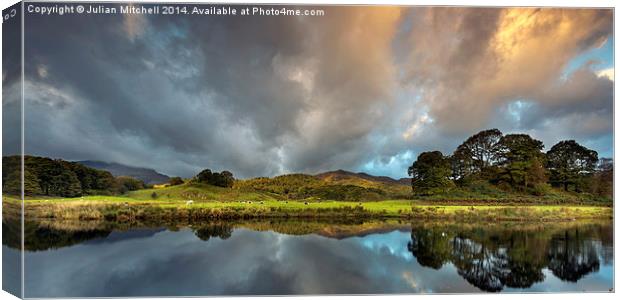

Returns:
4,5,614,179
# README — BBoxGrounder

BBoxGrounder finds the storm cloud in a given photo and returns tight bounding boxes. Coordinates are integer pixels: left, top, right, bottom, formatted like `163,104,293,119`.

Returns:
9,4,613,178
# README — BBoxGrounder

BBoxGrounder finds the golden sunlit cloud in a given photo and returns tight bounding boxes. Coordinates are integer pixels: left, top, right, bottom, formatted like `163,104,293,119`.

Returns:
403,8,612,135
598,68,614,81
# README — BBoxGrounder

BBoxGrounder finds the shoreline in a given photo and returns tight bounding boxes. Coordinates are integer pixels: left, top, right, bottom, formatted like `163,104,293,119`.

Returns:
3,195,613,222
3,215,612,253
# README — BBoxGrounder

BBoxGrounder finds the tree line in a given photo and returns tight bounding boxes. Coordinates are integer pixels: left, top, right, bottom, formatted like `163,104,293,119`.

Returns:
1,155,239,197
408,129,612,197
2,156,146,197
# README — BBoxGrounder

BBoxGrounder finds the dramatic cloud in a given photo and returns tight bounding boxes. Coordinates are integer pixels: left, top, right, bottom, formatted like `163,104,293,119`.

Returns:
9,5,613,178
402,8,612,133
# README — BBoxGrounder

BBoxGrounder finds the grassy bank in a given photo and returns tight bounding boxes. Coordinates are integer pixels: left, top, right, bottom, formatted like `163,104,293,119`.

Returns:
3,194,612,222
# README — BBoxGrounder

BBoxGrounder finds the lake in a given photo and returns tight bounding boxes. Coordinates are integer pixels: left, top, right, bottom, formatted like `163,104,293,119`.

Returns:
3,219,614,296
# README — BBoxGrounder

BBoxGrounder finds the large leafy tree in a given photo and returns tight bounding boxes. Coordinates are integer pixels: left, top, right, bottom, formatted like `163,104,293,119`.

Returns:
546,140,598,191
497,134,546,189
453,129,503,174
451,147,474,182
408,151,453,195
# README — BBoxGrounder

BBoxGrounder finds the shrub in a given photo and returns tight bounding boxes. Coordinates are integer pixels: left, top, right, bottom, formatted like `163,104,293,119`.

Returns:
531,183,550,196
169,177,184,186
116,176,146,194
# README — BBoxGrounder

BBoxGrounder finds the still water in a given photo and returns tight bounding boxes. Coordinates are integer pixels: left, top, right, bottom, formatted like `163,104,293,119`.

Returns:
5,219,614,296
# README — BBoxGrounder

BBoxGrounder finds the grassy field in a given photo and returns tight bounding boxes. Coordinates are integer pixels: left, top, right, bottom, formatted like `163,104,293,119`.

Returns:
3,193,613,223
1,180,612,222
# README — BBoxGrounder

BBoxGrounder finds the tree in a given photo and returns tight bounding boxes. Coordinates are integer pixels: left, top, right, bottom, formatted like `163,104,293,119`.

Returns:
116,176,145,194
546,140,598,191
408,151,454,195
453,129,503,175
218,171,235,188
196,169,213,183
57,170,82,197
451,147,475,183
93,171,117,193
589,158,613,197
496,134,546,190
23,169,43,196
195,169,235,188
169,177,184,186
3,170,23,195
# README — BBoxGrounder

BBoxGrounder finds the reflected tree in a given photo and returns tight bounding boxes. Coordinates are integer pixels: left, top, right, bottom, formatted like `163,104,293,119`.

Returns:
3,219,112,251
193,223,233,241
451,237,505,292
495,231,548,288
406,224,605,292
547,229,600,282
407,227,453,269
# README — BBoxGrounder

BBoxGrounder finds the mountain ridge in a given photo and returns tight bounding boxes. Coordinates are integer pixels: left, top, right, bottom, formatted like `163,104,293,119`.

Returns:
76,160,170,185
76,160,410,188
315,169,410,186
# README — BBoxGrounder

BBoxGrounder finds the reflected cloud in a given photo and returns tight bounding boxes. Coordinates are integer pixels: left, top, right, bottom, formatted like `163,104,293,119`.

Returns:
15,220,613,296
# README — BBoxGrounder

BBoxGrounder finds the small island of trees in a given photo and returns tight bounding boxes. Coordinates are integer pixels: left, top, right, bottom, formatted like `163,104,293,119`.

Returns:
408,129,612,199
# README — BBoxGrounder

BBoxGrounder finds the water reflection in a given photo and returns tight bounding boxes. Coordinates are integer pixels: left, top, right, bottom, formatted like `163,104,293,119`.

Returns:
407,223,612,292
4,219,612,296
547,230,601,282
193,223,233,241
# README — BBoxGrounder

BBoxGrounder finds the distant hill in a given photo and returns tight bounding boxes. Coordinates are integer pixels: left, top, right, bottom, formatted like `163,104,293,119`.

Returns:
77,161,170,185
315,169,409,186
397,178,411,185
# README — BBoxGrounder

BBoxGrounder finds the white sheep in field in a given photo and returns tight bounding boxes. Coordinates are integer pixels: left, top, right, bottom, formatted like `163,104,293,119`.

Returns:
186,200,194,205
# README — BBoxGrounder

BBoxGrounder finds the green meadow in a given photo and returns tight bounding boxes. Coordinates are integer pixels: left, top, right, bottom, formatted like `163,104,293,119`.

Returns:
4,180,612,222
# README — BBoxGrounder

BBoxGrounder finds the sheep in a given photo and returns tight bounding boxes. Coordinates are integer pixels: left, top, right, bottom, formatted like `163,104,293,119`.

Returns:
186,200,194,205
304,202,309,205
